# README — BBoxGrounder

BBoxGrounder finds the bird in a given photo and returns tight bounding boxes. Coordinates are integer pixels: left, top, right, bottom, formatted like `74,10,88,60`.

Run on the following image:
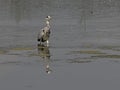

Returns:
37,16,52,46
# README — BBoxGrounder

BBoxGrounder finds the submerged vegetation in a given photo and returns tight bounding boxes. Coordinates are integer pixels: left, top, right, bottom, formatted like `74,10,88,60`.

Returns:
92,55,120,59
70,50,105,54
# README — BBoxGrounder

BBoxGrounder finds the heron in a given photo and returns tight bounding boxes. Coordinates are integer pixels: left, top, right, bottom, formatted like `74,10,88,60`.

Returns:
37,16,52,46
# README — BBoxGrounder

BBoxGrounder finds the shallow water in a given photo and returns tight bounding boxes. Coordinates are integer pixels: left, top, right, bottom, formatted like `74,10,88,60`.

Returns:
0,0,120,90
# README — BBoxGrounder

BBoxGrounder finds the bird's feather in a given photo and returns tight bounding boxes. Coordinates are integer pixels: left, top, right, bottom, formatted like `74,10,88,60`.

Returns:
37,16,51,44
37,26,50,42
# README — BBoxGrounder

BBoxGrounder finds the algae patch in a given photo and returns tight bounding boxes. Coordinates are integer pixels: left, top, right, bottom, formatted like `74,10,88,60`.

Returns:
69,60,92,63
11,47,34,51
99,45,120,51
68,57,94,63
70,50,105,54
0,50,8,54
92,55,120,59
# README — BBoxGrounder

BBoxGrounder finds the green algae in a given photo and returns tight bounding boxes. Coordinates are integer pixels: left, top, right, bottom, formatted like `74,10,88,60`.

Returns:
11,47,33,51
0,50,8,54
92,55,120,59
70,50,105,54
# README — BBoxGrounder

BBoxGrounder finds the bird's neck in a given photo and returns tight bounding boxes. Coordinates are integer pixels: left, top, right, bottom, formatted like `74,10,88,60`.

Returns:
46,20,50,28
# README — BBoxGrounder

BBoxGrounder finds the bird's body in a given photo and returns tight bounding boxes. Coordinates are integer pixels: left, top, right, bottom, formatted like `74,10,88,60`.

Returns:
38,27,50,42
38,16,51,46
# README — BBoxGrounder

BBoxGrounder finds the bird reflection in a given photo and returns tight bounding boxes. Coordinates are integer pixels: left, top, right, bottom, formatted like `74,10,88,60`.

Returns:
37,44,52,74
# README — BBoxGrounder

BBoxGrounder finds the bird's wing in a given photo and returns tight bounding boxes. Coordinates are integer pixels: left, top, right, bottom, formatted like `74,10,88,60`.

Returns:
38,29,44,39
37,26,50,41
43,26,50,34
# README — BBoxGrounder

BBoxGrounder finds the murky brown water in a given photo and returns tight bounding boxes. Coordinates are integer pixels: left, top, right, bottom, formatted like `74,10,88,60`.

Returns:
0,0,120,90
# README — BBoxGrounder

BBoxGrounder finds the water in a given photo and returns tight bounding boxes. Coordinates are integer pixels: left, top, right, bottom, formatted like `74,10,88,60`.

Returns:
0,0,120,90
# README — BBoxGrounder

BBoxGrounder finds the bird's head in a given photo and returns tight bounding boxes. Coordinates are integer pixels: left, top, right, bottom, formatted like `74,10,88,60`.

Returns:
45,16,52,20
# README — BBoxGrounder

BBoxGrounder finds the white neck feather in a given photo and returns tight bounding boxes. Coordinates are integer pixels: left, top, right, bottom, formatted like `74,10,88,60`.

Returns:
46,20,50,27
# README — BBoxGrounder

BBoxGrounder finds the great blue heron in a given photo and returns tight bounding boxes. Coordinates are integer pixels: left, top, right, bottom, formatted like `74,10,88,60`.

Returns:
37,16,52,46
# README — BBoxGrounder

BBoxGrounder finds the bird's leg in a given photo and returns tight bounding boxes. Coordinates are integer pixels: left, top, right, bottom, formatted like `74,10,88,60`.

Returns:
46,40,49,46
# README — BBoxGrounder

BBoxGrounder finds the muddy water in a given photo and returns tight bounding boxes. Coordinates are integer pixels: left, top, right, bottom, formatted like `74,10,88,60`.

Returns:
0,0,120,90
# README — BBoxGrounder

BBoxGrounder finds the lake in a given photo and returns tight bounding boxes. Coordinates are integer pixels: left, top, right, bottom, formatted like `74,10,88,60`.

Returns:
0,0,120,90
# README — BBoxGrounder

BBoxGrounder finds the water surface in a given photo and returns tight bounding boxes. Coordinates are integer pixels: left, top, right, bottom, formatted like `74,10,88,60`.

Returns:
0,0,120,90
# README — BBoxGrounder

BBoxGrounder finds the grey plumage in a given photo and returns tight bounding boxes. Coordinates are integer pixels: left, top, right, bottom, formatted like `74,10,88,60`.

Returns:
37,16,51,45
37,27,50,42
